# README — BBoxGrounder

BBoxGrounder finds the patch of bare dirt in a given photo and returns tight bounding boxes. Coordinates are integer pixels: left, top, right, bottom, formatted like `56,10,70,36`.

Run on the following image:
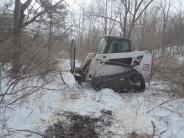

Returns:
44,110,113,138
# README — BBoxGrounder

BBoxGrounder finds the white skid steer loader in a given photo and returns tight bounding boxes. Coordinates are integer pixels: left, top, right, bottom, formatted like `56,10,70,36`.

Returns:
70,36,153,92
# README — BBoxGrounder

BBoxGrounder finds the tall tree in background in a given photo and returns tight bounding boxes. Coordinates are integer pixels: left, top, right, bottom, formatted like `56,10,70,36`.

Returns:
12,0,25,78
12,0,67,78
120,0,154,38
87,0,154,39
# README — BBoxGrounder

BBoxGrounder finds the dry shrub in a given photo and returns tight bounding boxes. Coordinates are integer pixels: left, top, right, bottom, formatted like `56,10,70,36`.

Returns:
153,52,184,96
76,46,96,62
0,33,69,113
0,32,69,79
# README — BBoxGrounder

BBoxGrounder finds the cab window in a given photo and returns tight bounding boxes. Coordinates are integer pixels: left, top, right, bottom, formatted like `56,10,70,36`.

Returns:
107,40,130,53
96,38,107,54
96,38,131,54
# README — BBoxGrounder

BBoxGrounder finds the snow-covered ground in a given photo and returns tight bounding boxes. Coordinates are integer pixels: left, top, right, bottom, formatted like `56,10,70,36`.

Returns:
0,60,184,138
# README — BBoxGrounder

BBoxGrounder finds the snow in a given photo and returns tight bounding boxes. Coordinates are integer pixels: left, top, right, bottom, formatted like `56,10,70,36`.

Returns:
0,60,184,138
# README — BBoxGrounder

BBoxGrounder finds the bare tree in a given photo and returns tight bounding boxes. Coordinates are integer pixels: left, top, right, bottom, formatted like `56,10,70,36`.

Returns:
87,0,119,36
160,0,171,49
86,0,154,39
12,0,67,78
120,0,155,38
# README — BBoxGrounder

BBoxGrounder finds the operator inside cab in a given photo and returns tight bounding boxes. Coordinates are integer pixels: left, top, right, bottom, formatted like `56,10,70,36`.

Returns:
97,36,131,54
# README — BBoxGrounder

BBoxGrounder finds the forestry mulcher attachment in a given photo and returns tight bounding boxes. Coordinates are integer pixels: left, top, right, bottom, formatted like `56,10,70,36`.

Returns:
70,36,153,92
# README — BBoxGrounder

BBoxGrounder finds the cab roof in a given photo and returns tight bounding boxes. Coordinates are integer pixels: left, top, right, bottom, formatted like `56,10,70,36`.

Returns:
100,36,130,41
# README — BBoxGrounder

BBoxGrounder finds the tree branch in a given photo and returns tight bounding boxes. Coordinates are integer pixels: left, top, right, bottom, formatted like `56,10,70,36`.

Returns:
134,0,154,23
23,0,65,27
21,0,32,13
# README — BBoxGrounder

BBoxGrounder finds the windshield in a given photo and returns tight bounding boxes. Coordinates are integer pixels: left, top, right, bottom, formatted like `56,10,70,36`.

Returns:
107,40,130,53
96,37,131,54
96,38,107,54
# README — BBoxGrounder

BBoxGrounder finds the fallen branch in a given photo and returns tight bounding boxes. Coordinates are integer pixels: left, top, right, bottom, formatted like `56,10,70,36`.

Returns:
154,129,168,137
8,128,46,137
59,68,69,87
160,106,184,118
147,100,169,113
151,121,156,137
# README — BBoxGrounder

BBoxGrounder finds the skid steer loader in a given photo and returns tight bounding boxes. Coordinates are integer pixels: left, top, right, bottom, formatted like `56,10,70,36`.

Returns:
70,36,153,92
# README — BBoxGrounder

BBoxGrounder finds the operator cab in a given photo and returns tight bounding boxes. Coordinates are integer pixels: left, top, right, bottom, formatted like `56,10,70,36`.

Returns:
96,36,132,54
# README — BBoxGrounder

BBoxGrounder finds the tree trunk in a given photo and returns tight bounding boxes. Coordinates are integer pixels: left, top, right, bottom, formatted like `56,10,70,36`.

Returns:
104,0,108,36
12,0,22,79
